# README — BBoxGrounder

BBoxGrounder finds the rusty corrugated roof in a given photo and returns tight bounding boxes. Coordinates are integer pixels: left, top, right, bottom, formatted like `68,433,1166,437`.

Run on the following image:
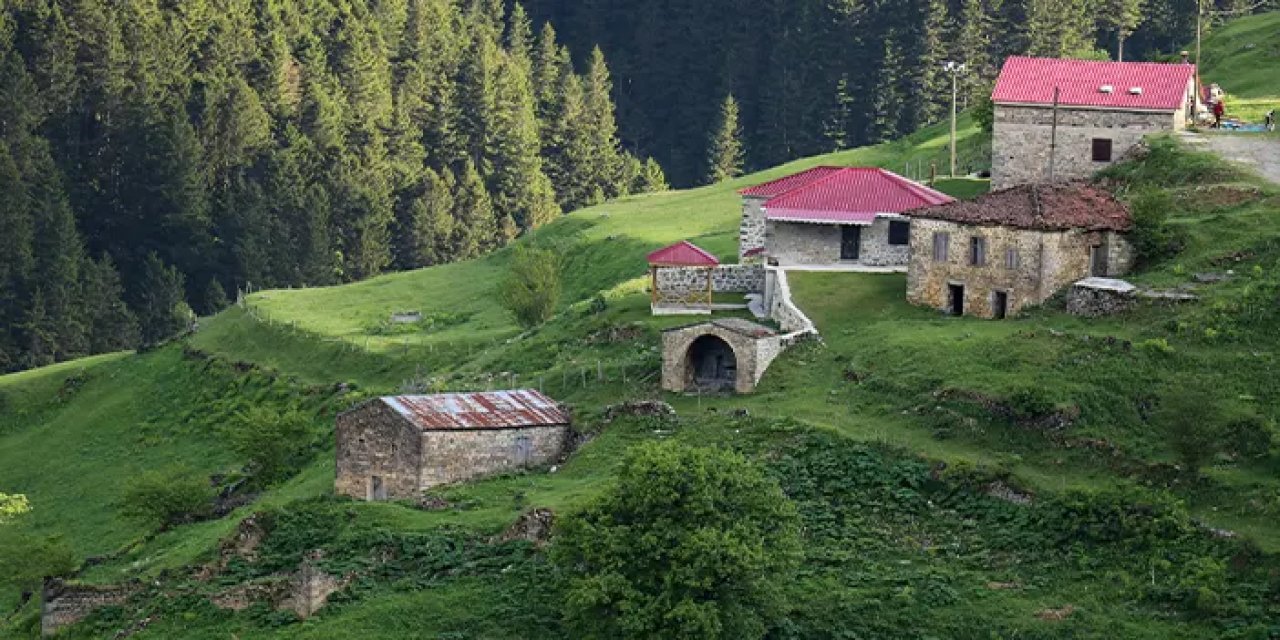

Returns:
381,390,570,430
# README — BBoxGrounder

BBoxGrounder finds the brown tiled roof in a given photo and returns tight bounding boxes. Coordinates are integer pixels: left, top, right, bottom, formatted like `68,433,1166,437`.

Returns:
909,183,1131,232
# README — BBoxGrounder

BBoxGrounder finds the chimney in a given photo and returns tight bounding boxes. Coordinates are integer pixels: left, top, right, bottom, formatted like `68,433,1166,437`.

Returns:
1180,50,1190,64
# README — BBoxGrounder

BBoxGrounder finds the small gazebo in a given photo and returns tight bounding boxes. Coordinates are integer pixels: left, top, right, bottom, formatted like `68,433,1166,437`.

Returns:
647,240,720,315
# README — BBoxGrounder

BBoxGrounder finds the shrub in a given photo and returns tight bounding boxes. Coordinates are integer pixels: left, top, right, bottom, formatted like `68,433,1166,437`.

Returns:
121,466,215,530
0,492,30,523
552,441,801,640
1221,416,1274,459
0,531,76,595
1127,188,1188,266
973,93,995,133
498,246,562,328
1006,386,1055,421
1154,387,1224,472
227,407,315,486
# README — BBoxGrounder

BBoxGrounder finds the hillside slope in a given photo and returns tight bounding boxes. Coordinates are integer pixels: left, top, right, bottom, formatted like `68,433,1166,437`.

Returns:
6,30,1280,634
1200,11,1280,123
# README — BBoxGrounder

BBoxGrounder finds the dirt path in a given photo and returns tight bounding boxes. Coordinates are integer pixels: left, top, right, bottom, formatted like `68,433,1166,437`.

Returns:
1184,132,1280,184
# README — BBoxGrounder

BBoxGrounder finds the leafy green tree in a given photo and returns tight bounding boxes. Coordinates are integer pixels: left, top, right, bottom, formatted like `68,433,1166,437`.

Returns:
120,465,215,530
705,93,745,184
227,407,315,486
497,245,560,327
554,441,801,640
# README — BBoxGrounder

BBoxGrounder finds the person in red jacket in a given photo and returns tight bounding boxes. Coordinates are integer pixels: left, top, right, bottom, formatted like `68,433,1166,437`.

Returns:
1213,99,1225,128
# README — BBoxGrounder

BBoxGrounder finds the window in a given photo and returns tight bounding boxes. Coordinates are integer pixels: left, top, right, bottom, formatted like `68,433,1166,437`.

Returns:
932,232,950,261
1004,248,1020,270
1092,138,1113,162
888,220,910,246
969,237,987,266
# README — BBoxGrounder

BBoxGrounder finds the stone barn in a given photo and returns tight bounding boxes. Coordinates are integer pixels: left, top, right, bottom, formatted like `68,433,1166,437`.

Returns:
990,56,1196,189
906,183,1133,319
335,390,571,501
738,167,954,268
662,319,786,394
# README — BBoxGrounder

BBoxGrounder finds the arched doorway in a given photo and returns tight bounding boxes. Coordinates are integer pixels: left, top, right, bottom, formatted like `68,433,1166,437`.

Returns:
685,334,738,391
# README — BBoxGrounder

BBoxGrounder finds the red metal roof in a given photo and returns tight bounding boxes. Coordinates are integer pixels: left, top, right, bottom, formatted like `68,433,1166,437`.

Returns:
908,182,1131,232
381,390,570,430
762,168,955,225
992,56,1195,111
739,166,845,198
647,240,721,267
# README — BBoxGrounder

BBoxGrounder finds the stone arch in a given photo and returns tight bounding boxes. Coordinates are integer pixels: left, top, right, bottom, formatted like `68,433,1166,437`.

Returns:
662,320,776,394
684,334,739,391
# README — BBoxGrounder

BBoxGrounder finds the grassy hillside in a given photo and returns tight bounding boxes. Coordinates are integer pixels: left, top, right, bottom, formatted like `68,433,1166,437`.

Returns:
5,90,1280,636
1201,11,1280,123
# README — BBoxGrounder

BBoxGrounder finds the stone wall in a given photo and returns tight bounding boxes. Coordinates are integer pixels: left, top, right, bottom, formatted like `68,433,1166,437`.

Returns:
739,196,768,261
335,401,424,500
662,322,770,394
1066,279,1137,317
907,219,1134,319
418,426,569,488
766,217,911,267
655,264,765,296
765,268,817,334
991,104,1184,189
42,579,138,637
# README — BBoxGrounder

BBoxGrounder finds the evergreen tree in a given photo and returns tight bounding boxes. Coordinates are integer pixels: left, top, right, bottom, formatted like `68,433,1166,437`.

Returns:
581,47,625,198
705,94,745,184
531,21,569,125
635,157,669,193
486,49,560,231
823,74,855,151
81,254,139,353
131,253,189,348
26,150,87,360
958,0,995,105
0,143,32,371
1102,0,1147,60
543,67,593,209
394,167,455,269
457,17,501,169
451,160,495,258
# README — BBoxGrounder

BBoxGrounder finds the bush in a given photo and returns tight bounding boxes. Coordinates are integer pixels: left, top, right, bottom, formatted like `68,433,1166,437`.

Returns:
120,466,215,530
1128,188,1188,266
1154,387,1224,472
498,246,562,328
0,492,30,523
227,407,315,486
973,93,995,134
0,531,76,595
552,441,801,640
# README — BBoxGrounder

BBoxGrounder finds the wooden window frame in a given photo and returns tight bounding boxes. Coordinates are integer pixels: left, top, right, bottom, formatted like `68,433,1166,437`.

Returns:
969,236,986,266
932,232,950,261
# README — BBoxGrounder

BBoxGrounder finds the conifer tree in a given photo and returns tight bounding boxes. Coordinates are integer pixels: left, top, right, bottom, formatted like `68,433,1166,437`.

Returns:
452,160,495,258
705,93,745,184
532,21,569,125
582,47,625,198
635,157,669,193
428,167,457,264
0,143,32,371
958,0,994,105
81,254,139,353
544,68,593,209
457,24,501,169
27,151,87,360
394,167,454,269
487,51,560,231
1102,0,1147,60
131,253,189,348
824,74,855,151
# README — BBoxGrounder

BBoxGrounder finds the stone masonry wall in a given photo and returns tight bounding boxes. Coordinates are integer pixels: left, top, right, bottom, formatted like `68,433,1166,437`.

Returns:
662,325,764,394
42,579,138,637
907,219,1132,319
655,264,765,296
335,401,424,501
766,218,911,267
765,268,817,334
739,196,768,261
991,104,1182,189
418,426,569,489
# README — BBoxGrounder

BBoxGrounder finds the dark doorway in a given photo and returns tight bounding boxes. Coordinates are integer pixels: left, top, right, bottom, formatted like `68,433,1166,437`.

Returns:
687,335,738,391
948,284,965,316
1089,245,1108,276
370,476,387,501
840,226,861,260
993,291,1009,320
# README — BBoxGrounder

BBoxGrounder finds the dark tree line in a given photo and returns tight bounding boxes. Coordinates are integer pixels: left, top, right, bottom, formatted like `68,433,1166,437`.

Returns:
524,0,1273,185
0,0,665,372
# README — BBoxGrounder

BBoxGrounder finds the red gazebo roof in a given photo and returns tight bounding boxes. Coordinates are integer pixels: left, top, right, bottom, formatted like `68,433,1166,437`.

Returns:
647,241,721,267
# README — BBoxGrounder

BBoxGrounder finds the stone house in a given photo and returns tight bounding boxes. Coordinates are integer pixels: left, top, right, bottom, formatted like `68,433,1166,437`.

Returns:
906,183,1134,319
738,167,954,268
991,56,1196,190
335,390,570,501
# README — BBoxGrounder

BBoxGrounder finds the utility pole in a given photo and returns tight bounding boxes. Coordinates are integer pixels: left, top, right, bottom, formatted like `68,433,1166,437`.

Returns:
1048,86,1060,183
944,61,966,178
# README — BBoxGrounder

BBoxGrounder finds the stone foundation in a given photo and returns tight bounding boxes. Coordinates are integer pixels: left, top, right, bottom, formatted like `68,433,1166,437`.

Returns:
42,579,139,637
1066,278,1138,317
654,264,765,296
